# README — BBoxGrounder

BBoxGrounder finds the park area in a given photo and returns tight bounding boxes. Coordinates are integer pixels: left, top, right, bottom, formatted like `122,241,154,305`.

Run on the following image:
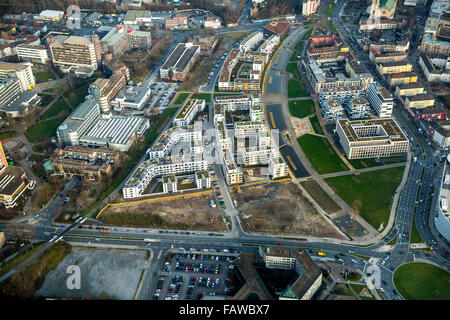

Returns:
393,263,450,300
287,79,309,98
288,99,315,119
324,166,406,231
100,193,228,232
235,182,344,239
297,134,348,174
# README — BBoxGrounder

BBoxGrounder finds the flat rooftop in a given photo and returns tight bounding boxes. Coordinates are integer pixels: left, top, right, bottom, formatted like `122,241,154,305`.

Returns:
338,118,408,143
162,43,199,72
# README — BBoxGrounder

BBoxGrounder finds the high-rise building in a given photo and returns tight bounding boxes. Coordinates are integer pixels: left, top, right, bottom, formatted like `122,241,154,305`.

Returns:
89,73,127,112
367,82,394,118
48,35,101,71
0,62,35,91
302,0,320,16
16,44,50,64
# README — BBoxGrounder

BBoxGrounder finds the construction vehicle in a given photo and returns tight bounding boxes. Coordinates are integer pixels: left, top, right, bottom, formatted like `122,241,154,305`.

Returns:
234,182,242,193
318,251,326,257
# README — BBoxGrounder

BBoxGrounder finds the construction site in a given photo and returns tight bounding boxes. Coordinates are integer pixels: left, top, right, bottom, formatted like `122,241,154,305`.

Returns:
232,182,345,239
100,193,229,232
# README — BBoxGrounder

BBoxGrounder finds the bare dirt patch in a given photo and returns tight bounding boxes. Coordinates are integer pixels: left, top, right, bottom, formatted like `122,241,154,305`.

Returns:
300,180,341,214
235,182,344,239
101,193,228,232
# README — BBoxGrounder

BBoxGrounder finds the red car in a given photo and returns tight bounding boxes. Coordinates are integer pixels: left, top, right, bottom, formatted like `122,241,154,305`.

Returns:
407,227,410,232
277,242,282,246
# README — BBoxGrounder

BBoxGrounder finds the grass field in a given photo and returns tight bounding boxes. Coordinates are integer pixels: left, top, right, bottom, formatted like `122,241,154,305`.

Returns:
40,98,71,120
393,263,450,300
410,214,423,243
297,134,348,174
325,166,405,231
288,79,308,98
64,84,89,107
0,131,16,141
309,115,323,135
300,180,341,214
349,155,406,169
190,93,211,103
327,20,338,33
221,31,252,41
26,116,65,143
285,62,298,74
34,71,54,84
288,99,315,118
173,92,190,105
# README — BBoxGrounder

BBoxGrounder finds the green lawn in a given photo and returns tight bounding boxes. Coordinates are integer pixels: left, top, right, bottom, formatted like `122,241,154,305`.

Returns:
288,79,308,98
64,83,89,107
302,28,314,40
288,99,315,118
190,93,211,103
285,62,299,75
26,116,65,143
327,20,338,33
34,71,54,84
393,263,450,300
40,97,71,120
410,214,423,243
221,31,252,41
0,131,16,141
387,237,397,245
325,2,336,16
173,92,190,105
43,86,65,94
290,41,304,62
349,155,406,169
297,134,348,174
325,166,406,231
309,115,323,135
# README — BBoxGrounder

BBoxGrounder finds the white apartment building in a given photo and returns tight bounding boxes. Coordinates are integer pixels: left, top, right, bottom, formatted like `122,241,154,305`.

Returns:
148,123,203,160
162,175,178,193
173,99,206,127
336,118,409,159
195,171,211,189
240,31,263,53
258,34,280,55
0,62,35,91
366,82,394,118
123,154,207,198
346,98,370,120
320,99,345,121
204,17,222,29
16,44,50,64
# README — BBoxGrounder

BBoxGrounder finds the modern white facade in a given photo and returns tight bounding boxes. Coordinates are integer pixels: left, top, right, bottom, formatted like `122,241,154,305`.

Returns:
239,32,263,53
302,0,320,16
0,62,35,91
16,44,50,64
366,82,394,118
435,159,450,242
173,99,205,127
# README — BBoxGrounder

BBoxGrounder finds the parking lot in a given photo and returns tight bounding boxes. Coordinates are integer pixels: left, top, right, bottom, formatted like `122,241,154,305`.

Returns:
148,82,179,111
153,251,235,300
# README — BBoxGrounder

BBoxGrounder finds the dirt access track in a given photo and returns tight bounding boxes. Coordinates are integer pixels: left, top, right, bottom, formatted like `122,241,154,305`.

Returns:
101,193,229,232
235,182,344,239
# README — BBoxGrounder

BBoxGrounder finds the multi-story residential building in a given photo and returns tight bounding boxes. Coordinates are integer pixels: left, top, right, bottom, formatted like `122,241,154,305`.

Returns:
377,61,413,75
346,98,371,120
360,17,407,31
421,10,450,56
0,62,35,91
16,44,50,64
195,171,211,189
386,71,418,87
404,94,435,109
320,99,345,121
367,82,394,118
51,146,119,181
162,175,178,193
164,14,188,30
89,73,127,112
240,32,263,53
336,118,409,159
123,154,207,198
302,0,320,16
173,99,206,127
419,53,450,83
204,16,222,29
369,49,408,64
160,43,201,81
258,34,280,55
395,82,425,97
414,105,447,122
0,164,33,208
48,35,100,71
